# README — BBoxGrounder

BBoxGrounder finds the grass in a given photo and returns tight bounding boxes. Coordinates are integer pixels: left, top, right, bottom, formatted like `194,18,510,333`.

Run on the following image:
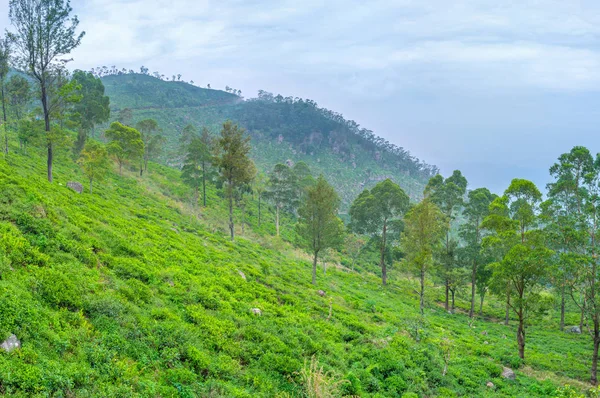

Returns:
0,139,597,397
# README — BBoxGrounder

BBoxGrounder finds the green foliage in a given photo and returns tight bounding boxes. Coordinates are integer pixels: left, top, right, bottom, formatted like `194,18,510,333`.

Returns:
78,140,110,193
105,121,144,175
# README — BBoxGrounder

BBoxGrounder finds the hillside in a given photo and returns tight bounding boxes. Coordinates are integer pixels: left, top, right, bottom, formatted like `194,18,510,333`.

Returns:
0,143,594,397
101,74,437,206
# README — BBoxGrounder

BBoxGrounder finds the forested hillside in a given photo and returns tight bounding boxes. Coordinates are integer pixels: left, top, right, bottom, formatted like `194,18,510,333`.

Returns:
101,73,437,205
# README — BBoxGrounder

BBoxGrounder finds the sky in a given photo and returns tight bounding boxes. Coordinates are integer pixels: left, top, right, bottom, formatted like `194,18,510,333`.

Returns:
2,0,600,193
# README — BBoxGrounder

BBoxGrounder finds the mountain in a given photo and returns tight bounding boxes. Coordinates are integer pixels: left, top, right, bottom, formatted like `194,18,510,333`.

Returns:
0,141,590,397
100,73,438,206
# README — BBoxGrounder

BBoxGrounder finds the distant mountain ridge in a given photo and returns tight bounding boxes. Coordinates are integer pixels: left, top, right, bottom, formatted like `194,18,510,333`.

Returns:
100,73,437,205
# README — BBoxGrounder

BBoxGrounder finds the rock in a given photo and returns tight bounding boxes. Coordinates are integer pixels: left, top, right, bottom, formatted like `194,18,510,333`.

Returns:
486,381,495,388
0,334,20,353
502,367,516,380
481,330,488,336
250,308,261,316
67,181,84,194
317,290,326,297
484,341,489,345
566,326,581,334
501,335,507,339
238,270,246,281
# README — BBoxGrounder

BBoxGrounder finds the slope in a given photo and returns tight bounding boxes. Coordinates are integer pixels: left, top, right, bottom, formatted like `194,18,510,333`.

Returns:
101,73,436,207
0,142,595,397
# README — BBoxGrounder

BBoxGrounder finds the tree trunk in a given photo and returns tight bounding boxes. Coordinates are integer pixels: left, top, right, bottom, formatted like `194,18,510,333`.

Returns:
469,259,477,318
275,206,280,236
2,84,7,155
592,319,600,385
41,84,52,182
451,289,455,313
380,220,387,286
420,266,425,315
444,231,450,311
560,285,565,331
202,162,207,207
228,184,234,241
580,301,586,332
445,282,450,311
140,164,143,177
312,251,318,285
517,310,525,360
89,179,93,194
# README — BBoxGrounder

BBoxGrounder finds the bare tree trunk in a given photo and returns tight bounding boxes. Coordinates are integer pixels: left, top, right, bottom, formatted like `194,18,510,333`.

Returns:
420,267,425,315
451,289,455,313
228,183,234,241
517,310,525,360
505,287,510,326
560,284,565,331
380,220,387,286
41,84,53,182
469,259,477,318
312,251,318,285
593,320,600,385
580,299,586,332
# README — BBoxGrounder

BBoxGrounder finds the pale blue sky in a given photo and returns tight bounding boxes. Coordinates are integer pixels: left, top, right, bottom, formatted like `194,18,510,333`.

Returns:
2,0,600,193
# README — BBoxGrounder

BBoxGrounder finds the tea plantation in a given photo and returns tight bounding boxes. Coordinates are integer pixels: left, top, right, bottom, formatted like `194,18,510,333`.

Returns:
0,147,594,397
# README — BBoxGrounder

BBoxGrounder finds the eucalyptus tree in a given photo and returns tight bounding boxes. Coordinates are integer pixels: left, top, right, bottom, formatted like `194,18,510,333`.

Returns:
425,170,468,311
483,179,552,360
215,121,256,241
265,163,298,237
401,198,447,314
350,179,410,285
9,0,85,181
136,119,164,175
460,188,497,317
297,175,344,284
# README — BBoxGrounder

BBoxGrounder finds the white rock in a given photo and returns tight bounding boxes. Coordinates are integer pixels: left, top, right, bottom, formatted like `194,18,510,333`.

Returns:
0,334,20,353
250,308,261,316
502,367,516,380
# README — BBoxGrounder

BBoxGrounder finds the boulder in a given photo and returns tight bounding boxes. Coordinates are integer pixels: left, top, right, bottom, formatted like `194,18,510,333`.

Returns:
0,334,20,353
67,181,84,194
502,367,516,380
481,330,488,336
317,290,326,297
250,308,261,316
566,326,581,334
486,381,495,388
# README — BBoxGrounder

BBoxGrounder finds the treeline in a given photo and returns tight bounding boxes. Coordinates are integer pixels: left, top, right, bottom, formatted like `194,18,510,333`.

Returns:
233,90,439,180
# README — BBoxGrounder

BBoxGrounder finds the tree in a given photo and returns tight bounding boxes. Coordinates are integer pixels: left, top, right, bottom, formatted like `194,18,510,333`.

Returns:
9,0,85,182
116,108,133,126
425,171,468,311
77,140,109,194
350,179,409,285
297,175,345,284
135,118,162,175
460,188,497,317
401,198,447,315
71,70,110,151
0,36,10,155
483,179,552,360
215,120,256,241
105,122,144,175
181,135,213,209
265,163,298,236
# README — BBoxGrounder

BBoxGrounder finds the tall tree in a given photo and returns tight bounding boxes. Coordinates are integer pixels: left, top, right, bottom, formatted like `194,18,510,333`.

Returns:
425,171,468,311
215,120,256,241
297,175,344,284
253,172,267,227
265,163,298,237
0,37,10,155
77,140,109,194
401,198,447,315
105,121,144,175
460,188,497,317
350,179,409,285
9,0,85,182
181,135,213,209
135,118,163,175
71,70,110,152
483,179,552,361
6,74,31,150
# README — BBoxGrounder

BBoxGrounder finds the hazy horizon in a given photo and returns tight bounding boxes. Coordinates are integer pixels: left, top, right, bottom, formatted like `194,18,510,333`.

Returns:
2,0,600,193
